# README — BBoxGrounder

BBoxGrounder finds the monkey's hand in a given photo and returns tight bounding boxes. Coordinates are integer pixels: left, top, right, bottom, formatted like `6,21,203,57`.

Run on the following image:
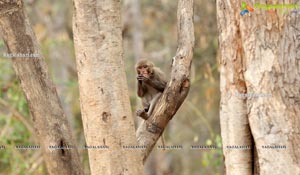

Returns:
137,75,150,83
136,109,149,120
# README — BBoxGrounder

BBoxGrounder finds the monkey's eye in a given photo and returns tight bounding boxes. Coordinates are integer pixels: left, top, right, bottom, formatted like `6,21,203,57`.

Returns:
143,65,147,68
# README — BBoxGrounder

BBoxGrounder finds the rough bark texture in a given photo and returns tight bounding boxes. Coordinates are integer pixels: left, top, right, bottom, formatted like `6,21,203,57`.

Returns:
72,0,144,174
0,1,84,175
216,1,253,174
136,0,194,163
217,0,300,174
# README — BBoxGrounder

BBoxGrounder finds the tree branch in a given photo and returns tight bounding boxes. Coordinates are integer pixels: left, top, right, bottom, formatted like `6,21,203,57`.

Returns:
136,0,194,163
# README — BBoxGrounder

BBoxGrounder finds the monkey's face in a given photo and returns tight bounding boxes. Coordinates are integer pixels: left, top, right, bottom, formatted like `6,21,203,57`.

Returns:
137,65,151,78
135,59,154,78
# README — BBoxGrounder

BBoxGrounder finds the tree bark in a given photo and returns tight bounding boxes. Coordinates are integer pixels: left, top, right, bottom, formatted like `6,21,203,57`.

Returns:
136,0,194,163
217,0,300,174
216,1,252,174
72,0,144,174
0,1,84,175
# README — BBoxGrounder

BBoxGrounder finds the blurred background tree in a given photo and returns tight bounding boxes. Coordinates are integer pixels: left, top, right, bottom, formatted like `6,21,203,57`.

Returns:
0,0,221,174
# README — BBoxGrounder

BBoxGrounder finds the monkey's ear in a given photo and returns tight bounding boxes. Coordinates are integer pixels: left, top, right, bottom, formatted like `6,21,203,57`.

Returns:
148,63,154,69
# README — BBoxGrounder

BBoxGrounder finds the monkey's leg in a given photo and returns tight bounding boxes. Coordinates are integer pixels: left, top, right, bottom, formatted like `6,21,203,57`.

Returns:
147,93,162,117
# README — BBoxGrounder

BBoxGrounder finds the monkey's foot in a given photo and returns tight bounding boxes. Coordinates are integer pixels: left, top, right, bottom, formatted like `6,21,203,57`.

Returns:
136,109,149,120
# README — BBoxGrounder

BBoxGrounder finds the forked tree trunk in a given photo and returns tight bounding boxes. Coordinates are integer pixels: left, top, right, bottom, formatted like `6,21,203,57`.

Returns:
72,0,144,174
217,0,300,174
136,0,194,163
0,1,84,175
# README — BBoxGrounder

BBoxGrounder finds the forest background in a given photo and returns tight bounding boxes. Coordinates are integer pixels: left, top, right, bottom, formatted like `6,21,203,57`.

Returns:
0,0,221,175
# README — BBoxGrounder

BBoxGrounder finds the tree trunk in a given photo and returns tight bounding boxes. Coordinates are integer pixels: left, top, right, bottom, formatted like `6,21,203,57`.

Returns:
217,0,300,174
72,0,144,174
0,1,84,175
136,0,194,163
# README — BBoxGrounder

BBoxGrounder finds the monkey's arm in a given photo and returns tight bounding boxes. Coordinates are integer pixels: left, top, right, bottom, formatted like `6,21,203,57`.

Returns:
137,80,147,97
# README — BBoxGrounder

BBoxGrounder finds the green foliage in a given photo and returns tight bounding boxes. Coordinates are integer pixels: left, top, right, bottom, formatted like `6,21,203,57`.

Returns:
0,0,221,174
201,135,223,174
0,53,34,175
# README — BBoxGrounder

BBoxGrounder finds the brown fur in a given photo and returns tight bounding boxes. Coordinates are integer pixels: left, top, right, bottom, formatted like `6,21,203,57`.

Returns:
135,59,167,120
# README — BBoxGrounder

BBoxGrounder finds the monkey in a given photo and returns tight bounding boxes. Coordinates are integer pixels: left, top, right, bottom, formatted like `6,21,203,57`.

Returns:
135,59,167,120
